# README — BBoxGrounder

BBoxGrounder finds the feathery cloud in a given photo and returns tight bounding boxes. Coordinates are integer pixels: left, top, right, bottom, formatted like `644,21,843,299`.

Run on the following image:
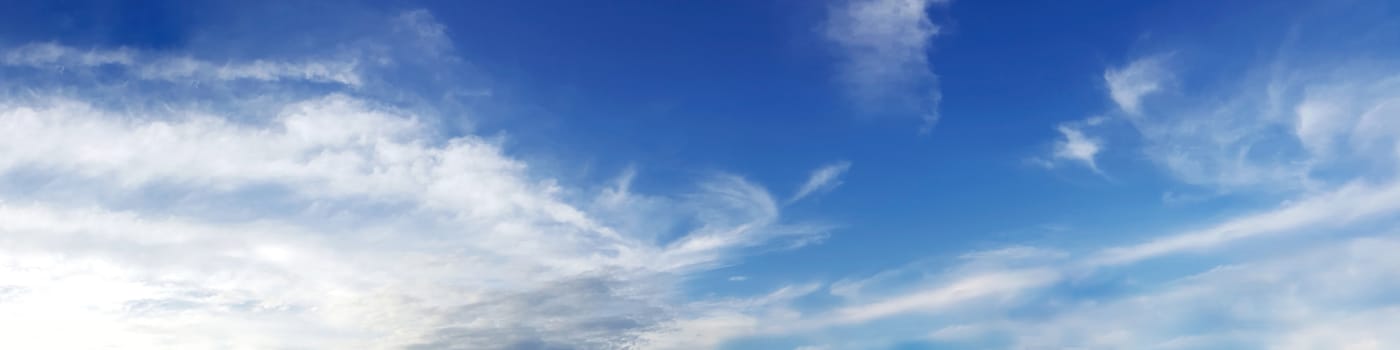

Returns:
0,10,827,349
1104,55,1169,114
825,0,945,131
790,161,853,204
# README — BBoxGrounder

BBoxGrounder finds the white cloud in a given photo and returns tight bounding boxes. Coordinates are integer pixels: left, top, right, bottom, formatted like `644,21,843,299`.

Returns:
789,161,853,204
0,91,823,347
959,245,1068,263
988,236,1400,349
824,0,945,131
1090,178,1400,266
3,43,361,86
0,10,828,349
825,268,1059,326
1105,55,1169,114
2,42,135,67
1035,116,1108,173
1293,75,1400,158
738,180,1400,348
1097,54,1400,191
140,56,362,86
636,284,821,350
9,5,1400,350
1053,125,1102,171
730,13,1400,350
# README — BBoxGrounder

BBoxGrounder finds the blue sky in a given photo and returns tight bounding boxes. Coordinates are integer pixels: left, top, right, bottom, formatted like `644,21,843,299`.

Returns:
2,0,1400,349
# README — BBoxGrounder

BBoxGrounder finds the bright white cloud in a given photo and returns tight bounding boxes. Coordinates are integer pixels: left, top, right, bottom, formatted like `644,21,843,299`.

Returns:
0,91,826,348
0,11,827,349
824,0,944,131
789,161,853,204
8,4,1400,350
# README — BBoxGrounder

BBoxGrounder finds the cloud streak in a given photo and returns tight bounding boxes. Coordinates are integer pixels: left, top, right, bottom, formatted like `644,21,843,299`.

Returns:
3,43,362,86
789,161,852,204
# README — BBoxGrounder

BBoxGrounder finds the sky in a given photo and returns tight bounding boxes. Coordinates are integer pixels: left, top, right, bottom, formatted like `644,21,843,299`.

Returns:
1,0,1400,349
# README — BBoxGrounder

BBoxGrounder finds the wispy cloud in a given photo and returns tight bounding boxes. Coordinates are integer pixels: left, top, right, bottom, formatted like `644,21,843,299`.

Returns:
1089,178,1400,266
824,268,1059,326
2,42,135,66
1104,52,1400,191
0,90,829,348
824,0,945,132
1104,54,1170,114
0,9,828,349
8,2,1400,349
689,47,1400,348
1036,116,1108,174
1053,125,1102,171
685,6,1400,350
3,43,362,86
789,161,853,204
971,236,1400,349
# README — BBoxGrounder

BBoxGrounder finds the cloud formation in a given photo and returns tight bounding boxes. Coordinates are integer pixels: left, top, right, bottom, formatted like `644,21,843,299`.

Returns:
0,11,828,350
6,3,1400,350
4,42,362,86
1036,116,1108,173
789,161,853,204
824,0,945,132
702,9,1400,348
1104,55,1169,114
